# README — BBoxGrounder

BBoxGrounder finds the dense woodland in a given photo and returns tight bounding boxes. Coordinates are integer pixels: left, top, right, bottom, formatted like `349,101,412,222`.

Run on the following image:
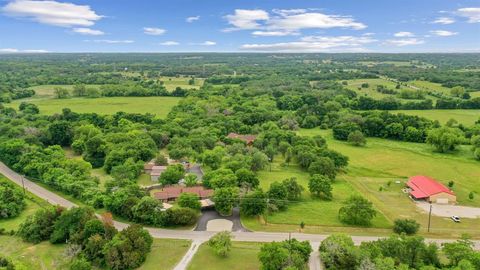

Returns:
1,53,480,269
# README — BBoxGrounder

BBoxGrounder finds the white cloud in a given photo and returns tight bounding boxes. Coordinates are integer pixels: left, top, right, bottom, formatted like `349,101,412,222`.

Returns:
241,35,376,52
186,16,200,23
73,27,104,35
159,41,179,46
430,30,458,36
86,39,134,44
2,0,102,27
385,38,424,46
457,7,480,23
224,9,269,31
200,41,216,46
432,17,455,24
252,30,299,36
143,27,166,35
0,48,48,53
394,31,414,37
224,8,366,34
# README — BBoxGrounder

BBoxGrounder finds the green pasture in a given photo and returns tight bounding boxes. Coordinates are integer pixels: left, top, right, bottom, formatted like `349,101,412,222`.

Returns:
187,242,262,270
343,78,429,101
160,76,204,91
392,109,480,126
139,238,192,270
294,129,480,238
7,96,181,117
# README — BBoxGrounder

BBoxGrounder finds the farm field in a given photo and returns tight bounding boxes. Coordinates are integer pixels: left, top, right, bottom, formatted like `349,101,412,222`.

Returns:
295,129,480,238
392,109,480,126
187,242,262,270
7,96,181,116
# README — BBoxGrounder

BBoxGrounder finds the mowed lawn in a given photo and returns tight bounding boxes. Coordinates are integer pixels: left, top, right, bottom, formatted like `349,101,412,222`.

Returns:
392,109,480,126
0,236,70,269
7,96,181,117
296,128,480,238
187,242,262,270
139,239,192,270
242,152,392,232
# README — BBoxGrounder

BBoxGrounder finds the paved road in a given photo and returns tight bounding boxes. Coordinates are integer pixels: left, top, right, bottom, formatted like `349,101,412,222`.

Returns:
2,161,480,270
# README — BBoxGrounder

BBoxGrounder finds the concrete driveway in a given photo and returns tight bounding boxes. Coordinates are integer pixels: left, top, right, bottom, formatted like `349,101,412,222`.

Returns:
194,208,249,232
416,202,480,218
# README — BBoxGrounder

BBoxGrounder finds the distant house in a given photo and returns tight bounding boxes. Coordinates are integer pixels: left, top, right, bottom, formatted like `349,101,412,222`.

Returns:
144,160,155,174
153,185,214,204
150,166,167,182
227,132,256,146
407,175,456,204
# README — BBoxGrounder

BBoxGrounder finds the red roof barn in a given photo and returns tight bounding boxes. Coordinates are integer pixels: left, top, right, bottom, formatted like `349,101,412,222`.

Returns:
407,176,456,204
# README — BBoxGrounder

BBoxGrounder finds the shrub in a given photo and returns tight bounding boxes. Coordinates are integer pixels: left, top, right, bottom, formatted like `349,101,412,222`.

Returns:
393,219,420,235
165,207,198,226
177,193,201,210
338,195,376,226
208,231,232,257
17,206,64,243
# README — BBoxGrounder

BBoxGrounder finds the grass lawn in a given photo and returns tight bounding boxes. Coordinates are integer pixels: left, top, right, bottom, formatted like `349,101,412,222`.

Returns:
138,173,157,186
161,76,204,91
242,154,391,232
0,175,50,231
409,80,452,96
294,128,480,238
27,84,101,99
392,109,480,126
7,96,181,117
139,238,192,270
0,235,70,269
187,242,261,270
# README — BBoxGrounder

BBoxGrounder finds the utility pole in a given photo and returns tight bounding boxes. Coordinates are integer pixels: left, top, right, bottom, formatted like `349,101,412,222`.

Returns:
21,175,26,195
427,203,432,232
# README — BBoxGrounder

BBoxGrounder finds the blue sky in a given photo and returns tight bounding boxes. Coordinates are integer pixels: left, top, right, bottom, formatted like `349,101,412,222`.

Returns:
0,0,479,53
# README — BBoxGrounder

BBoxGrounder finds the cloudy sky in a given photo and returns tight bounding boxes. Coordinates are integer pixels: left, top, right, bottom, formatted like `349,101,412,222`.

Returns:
0,0,479,53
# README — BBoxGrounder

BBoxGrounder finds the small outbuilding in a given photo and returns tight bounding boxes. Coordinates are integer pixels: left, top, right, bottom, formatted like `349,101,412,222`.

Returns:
407,175,456,204
227,132,257,146
150,166,167,182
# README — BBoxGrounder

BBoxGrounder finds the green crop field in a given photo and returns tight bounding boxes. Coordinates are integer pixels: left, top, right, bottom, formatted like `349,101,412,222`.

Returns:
392,109,480,126
188,242,262,270
7,96,181,117
293,129,480,238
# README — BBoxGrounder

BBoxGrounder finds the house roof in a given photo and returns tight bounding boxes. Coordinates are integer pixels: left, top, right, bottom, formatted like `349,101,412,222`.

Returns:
153,186,213,201
407,175,455,199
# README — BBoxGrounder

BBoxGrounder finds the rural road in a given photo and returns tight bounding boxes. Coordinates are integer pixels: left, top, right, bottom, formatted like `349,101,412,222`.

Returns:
1,161,479,270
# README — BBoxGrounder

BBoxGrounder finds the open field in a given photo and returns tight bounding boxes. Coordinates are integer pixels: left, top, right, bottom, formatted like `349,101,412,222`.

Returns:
27,84,101,99
0,235,70,269
293,129,480,238
343,78,431,101
408,80,452,96
7,96,181,116
161,76,204,91
242,154,391,231
139,238,192,270
392,109,480,126
187,241,261,270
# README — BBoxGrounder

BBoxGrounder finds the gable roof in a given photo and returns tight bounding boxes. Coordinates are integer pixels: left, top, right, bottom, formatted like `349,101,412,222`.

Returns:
407,175,454,199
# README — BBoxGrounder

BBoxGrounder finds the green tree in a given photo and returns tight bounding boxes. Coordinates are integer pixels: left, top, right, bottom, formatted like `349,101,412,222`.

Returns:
131,196,164,225
240,189,267,216
159,164,185,185
308,174,332,200
267,182,288,211
50,207,96,244
393,219,420,235
208,231,232,257
213,187,239,216
319,234,358,270
48,121,74,146
235,168,259,189
308,157,337,180
0,180,25,218
54,87,70,99
177,192,201,210
251,151,269,171
338,195,377,226
281,177,304,201
70,257,92,270
72,84,87,97
347,130,366,146
103,224,153,270
17,206,63,243
451,86,465,97
426,127,464,153
258,239,312,270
